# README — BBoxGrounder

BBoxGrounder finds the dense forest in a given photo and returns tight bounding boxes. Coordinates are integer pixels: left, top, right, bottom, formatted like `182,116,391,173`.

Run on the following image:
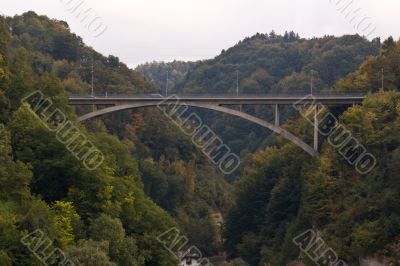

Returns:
1,10,400,266
221,39,400,264
0,12,231,265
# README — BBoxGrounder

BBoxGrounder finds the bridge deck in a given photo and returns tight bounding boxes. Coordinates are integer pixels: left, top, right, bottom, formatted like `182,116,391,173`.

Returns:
69,94,366,106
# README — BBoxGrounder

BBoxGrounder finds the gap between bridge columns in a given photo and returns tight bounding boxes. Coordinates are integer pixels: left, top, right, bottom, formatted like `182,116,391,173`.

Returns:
313,105,319,151
76,101,319,157
275,104,279,126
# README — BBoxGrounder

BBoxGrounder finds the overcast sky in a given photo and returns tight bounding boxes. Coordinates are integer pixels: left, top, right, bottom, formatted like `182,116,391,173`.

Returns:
2,0,398,67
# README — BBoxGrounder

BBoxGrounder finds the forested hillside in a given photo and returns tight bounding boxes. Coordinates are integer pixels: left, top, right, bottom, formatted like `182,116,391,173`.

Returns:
175,32,380,94
0,13,177,265
0,12,231,265
223,39,400,265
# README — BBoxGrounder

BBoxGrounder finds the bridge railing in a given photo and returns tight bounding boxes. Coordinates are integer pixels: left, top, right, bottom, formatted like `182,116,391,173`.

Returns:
69,92,367,99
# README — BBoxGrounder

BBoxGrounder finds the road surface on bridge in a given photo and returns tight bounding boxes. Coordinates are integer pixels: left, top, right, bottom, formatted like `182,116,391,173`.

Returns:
68,94,366,106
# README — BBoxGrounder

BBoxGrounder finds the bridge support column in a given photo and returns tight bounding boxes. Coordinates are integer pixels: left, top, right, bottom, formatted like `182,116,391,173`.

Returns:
275,104,279,126
313,105,318,151
239,104,243,112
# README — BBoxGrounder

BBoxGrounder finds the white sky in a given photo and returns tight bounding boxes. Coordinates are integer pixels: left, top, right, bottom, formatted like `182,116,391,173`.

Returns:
2,0,399,67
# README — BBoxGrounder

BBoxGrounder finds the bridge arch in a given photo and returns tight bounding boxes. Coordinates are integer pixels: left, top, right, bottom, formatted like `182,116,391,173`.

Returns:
78,102,318,157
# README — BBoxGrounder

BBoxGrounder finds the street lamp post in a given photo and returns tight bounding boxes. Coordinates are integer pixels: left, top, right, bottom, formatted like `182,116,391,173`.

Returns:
311,70,314,95
91,60,94,97
236,70,239,97
165,70,169,97
310,70,317,95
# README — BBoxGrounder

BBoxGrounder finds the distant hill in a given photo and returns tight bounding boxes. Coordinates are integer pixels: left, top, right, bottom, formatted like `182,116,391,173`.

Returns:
134,33,381,97
172,32,380,95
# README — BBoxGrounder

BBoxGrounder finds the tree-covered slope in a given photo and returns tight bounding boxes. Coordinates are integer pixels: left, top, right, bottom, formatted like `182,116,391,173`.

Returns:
0,13,179,265
174,32,380,94
0,11,232,265
6,11,158,96
223,39,400,265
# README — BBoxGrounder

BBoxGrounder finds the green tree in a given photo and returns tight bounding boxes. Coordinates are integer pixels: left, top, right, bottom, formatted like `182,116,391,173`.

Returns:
67,240,116,266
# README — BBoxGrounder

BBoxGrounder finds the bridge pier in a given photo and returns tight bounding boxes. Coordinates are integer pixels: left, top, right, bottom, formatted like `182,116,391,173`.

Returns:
313,105,319,151
275,104,279,126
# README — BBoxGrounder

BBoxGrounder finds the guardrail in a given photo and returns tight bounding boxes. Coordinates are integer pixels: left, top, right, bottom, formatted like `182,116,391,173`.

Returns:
69,93,367,99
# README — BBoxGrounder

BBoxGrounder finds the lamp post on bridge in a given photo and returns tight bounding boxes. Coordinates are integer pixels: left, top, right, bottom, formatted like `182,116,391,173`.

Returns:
236,70,239,97
310,69,317,96
165,70,169,97
91,59,94,97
